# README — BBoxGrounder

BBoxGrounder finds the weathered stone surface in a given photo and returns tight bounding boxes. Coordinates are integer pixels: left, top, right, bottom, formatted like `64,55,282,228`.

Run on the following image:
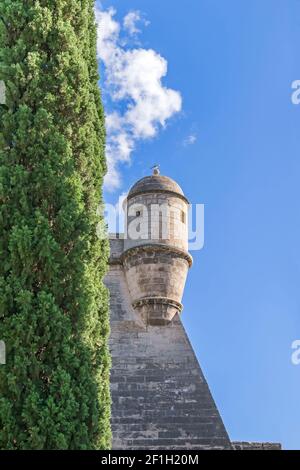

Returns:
106,173,231,449
127,174,187,201
232,442,282,450
105,263,232,450
122,174,191,325
124,192,188,252
106,172,281,450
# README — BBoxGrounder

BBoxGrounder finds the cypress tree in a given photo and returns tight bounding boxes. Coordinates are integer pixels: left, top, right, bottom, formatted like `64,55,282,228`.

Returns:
0,1,111,449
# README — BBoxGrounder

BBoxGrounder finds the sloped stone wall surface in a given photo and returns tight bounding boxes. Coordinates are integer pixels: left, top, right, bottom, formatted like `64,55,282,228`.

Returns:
105,245,232,450
232,442,282,450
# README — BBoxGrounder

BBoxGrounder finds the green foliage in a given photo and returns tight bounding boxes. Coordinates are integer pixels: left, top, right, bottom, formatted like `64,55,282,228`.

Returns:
0,1,111,449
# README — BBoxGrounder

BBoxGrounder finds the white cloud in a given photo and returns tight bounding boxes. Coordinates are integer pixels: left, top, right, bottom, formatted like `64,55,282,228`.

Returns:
95,5,182,191
123,11,146,36
184,134,197,146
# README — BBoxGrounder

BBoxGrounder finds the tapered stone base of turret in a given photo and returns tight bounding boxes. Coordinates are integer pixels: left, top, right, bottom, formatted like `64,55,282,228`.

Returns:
122,244,192,326
132,297,183,326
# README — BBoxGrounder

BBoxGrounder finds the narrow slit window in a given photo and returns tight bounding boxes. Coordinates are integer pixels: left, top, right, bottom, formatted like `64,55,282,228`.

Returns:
181,211,186,224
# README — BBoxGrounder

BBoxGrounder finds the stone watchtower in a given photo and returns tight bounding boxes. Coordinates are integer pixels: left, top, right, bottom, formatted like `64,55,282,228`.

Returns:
123,166,192,326
106,169,231,450
105,169,281,450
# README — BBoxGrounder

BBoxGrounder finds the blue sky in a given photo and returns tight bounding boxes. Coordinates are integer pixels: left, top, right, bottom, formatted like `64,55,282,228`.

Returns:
98,0,300,449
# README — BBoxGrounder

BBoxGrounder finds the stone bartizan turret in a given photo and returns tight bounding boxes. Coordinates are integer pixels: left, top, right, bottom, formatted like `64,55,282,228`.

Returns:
122,167,192,326
105,169,281,450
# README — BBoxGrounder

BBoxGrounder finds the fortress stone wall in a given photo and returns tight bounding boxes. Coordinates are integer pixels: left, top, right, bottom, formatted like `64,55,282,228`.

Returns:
106,240,231,450
105,171,281,450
